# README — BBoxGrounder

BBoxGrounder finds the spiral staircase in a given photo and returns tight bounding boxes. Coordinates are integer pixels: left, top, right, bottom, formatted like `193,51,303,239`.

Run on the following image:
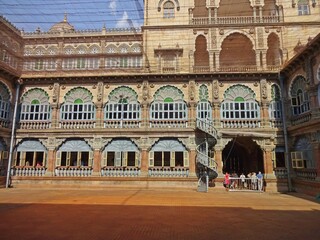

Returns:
195,118,219,190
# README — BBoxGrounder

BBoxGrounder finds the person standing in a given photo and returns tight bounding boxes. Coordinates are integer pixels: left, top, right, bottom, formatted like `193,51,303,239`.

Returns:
240,173,246,189
257,171,264,192
224,172,230,191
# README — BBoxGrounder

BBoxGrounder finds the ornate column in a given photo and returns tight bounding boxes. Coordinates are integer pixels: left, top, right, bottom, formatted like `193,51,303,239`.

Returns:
214,146,223,177
260,79,269,127
189,148,196,177
141,81,149,128
94,82,104,128
90,137,103,176
92,149,101,176
209,50,214,72
50,83,60,128
44,137,58,176
214,50,220,70
212,80,220,126
139,137,149,177
188,80,196,128
263,147,276,179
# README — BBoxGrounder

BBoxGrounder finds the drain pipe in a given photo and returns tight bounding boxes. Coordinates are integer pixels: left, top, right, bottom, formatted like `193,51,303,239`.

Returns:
279,74,293,192
6,80,21,188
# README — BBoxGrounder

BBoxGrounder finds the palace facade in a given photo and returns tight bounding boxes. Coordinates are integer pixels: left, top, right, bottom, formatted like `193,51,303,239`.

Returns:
0,0,319,195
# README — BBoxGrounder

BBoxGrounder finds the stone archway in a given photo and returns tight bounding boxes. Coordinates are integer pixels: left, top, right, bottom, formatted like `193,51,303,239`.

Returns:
222,137,264,175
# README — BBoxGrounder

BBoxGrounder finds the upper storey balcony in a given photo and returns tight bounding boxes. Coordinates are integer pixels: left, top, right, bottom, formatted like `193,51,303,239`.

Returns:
190,0,283,26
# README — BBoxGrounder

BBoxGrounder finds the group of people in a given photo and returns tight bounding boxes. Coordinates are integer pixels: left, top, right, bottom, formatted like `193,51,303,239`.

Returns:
223,171,264,191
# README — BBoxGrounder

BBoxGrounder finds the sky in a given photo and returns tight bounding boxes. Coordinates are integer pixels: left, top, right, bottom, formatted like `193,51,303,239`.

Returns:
0,0,144,32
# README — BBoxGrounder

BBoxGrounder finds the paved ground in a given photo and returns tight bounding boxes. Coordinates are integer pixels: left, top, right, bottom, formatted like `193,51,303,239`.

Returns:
0,187,319,240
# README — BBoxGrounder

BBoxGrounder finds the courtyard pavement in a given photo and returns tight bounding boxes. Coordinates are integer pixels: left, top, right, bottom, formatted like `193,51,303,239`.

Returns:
0,187,319,240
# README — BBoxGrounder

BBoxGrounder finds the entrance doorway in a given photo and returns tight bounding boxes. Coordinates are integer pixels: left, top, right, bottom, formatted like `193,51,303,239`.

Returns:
222,137,264,175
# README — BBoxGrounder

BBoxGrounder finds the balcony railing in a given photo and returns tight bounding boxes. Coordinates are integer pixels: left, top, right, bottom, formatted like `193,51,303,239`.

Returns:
191,15,281,25
104,120,141,128
274,167,288,179
295,168,317,181
150,120,188,128
291,112,312,126
11,166,47,176
101,166,140,177
19,121,51,130
148,166,189,177
55,166,93,177
59,120,96,129
221,119,261,128
269,119,283,128
0,119,10,128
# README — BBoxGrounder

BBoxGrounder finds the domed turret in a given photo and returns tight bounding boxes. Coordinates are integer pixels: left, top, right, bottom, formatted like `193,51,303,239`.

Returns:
49,14,75,33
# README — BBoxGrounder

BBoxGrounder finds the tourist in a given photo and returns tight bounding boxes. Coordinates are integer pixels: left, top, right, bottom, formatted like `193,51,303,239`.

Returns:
240,173,246,189
224,172,230,190
257,171,263,191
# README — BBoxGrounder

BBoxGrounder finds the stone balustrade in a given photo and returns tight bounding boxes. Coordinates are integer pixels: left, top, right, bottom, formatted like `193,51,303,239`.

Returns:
148,166,189,177
221,119,261,128
295,168,317,181
274,167,288,179
59,120,96,129
11,166,47,176
149,120,188,128
291,112,312,126
101,166,140,177
55,166,93,177
19,121,51,130
104,120,141,128
191,15,281,25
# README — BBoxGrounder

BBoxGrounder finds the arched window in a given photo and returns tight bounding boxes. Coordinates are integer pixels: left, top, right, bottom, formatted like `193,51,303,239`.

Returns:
290,76,310,116
61,88,95,121
221,85,260,120
0,82,10,123
104,86,141,128
149,139,189,169
102,139,140,168
150,86,187,127
197,85,212,120
20,88,51,121
297,0,310,15
163,1,175,18
56,140,93,167
269,84,282,120
291,137,314,168
15,140,47,167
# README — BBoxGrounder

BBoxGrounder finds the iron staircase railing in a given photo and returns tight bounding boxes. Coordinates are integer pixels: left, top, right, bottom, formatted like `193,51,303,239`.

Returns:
196,118,219,188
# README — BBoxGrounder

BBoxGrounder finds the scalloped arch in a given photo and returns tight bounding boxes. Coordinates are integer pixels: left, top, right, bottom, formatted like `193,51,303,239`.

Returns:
21,88,49,104
223,84,256,101
150,138,186,151
0,81,11,101
89,44,101,53
104,139,138,152
154,85,184,101
108,86,138,103
289,75,307,98
76,45,88,54
58,139,92,151
64,87,93,103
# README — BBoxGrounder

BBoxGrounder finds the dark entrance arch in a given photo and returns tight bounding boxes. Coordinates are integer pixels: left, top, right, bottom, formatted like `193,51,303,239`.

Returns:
222,137,264,175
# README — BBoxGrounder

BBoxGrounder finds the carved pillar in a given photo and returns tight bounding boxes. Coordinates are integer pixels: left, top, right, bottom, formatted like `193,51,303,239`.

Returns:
95,104,103,128
214,50,220,70
92,149,101,176
259,6,263,22
263,148,276,179
214,147,223,177
212,80,220,126
45,148,56,176
209,50,214,72
261,50,267,69
256,51,261,70
50,83,60,128
253,7,257,22
140,148,148,177
260,79,269,127
189,80,196,128
189,149,196,177
213,7,217,21
142,81,149,128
